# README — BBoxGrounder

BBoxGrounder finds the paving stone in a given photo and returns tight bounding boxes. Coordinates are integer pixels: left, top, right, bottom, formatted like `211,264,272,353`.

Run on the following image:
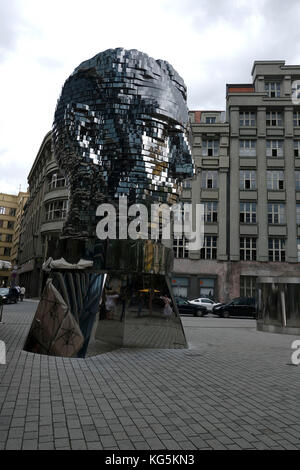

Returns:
1,302,300,452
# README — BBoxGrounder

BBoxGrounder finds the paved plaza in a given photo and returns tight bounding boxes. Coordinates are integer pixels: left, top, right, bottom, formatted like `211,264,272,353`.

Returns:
0,300,299,450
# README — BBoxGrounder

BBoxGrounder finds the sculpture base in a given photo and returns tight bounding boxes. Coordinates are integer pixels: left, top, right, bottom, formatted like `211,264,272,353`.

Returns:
87,272,187,353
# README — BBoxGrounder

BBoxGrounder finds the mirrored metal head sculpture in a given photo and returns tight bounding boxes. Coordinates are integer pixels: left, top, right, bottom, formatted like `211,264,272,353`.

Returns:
52,48,193,238
25,49,193,357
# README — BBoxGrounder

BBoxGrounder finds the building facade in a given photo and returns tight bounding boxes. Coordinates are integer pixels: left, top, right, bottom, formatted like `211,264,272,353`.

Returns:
11,191,29,269
173,110,230,301
19,60,300,301
173,60,300,302
18,132,68,297
0,193,18,286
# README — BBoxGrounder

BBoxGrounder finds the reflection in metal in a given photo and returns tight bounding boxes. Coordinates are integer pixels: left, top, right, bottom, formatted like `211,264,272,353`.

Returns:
24,279,84,356
24,48,193,356
92,273,186,351
257,275,300,334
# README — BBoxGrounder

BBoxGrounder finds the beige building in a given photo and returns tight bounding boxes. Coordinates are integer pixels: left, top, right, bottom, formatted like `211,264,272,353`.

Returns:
0,193,18,286
11,192,29,268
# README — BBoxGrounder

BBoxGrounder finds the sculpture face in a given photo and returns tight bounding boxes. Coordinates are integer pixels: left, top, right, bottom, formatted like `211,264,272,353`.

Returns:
52,48,193,237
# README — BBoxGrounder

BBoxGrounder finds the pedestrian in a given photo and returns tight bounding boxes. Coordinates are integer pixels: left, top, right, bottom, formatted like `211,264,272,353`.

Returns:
20,286,26,301
160,295,173,318
105,290,119,320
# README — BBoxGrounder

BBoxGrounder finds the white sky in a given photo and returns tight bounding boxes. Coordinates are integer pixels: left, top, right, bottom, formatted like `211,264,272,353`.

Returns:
1,0,300,194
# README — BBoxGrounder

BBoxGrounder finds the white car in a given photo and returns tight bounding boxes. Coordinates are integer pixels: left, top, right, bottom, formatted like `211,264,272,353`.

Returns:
188,298,221,312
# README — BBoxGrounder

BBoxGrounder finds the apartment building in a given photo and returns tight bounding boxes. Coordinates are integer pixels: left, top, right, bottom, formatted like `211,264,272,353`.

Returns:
0,193,18,286
18,131,68,297
173,60,300,302
172,110,230,301
11,191,29,268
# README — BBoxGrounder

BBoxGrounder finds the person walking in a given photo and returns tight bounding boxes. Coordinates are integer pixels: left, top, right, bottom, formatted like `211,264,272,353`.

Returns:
20,286,26,301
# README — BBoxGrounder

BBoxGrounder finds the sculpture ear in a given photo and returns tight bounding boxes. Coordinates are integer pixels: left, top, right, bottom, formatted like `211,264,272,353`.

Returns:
168,132,194,181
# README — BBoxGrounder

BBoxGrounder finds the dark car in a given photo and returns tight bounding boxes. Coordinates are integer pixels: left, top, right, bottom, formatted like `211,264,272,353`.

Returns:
174,296,207,317
213,297,256,318
0,287,19,304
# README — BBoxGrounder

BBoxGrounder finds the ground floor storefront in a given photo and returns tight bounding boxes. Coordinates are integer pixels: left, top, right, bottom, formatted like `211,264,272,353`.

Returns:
173,259,300,303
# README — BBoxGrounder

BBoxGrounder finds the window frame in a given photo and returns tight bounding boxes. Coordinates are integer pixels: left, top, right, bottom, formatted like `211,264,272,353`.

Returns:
239,111,256,127
240,170,257,190
267,203,286,224
268,238,286,262
240,237,257,261
200,236,217,260
204,201,218,223
265,81,281,98
201,171,218,189
266,111,283,127
240,202,257,224
267,171,285,190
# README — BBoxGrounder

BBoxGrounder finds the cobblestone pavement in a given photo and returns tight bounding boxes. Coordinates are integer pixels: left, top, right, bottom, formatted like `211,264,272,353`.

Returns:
0,300,299,450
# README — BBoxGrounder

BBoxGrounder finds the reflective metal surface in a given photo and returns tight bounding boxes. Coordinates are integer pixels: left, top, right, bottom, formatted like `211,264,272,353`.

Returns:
52,48,193,241
90,272,187,351
257,276,300,330
24,48,192,356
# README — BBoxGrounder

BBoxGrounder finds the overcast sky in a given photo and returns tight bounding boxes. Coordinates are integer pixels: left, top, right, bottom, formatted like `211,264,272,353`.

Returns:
1,0,300,194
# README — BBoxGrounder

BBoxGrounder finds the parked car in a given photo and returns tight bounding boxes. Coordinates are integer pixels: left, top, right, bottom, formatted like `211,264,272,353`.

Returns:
0,287,19,304
174,296,207,317
213,297,257,318
188,297,221,312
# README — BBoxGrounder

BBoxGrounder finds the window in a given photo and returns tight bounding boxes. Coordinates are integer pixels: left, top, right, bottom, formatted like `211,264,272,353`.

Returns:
265,82,281,98
5,234,13,243
202,139,219,157
239,140,256,157
45,200,68,221
266,140,283,158
48,173,66,191
201,171,218,189
268,238,285,261
183,179,192,189
205,116,216,124
204,202,218,223
9,208,16,217
3,247,11,257
199,278,215,298
297,238,300,262
200,236,217,260
295,171,300,190
240,276,257,298
296,204,300,224
171,277,189,298
7,221,14,230
240,237,257,260
240,202,256,223
240,170,256,190
0,221,3,228
267,171,284,190
268,203,286,224
266,111,282,126
294,140,300,157
173,236,189,258
0,206,5,215
293,112,300,126
240,112,256,127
